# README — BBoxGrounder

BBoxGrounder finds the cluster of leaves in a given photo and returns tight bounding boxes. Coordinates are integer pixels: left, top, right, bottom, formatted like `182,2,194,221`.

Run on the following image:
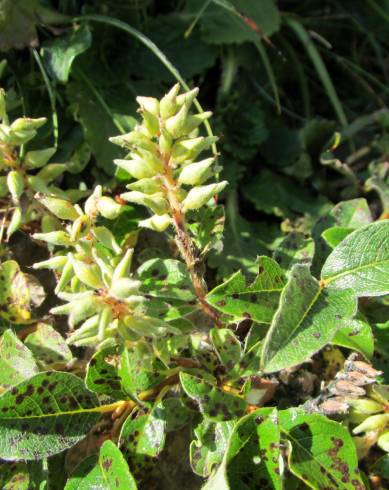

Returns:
0,0,388,489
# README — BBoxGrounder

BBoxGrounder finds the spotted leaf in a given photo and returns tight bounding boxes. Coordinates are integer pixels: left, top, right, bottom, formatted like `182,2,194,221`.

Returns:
279,409,364,490
180,372,246,421
64,441,138,490
0,372,99,460
24,323,72,368
203,408,282,490
0,261,45,324
0,329,38,389
86,346,126,400
207,256,286,324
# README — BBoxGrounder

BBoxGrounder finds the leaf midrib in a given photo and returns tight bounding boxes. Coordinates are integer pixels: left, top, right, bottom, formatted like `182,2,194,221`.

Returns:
323,257,389,285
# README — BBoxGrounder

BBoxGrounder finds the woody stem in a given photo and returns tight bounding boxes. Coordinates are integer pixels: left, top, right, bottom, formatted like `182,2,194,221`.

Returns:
160,153,223,327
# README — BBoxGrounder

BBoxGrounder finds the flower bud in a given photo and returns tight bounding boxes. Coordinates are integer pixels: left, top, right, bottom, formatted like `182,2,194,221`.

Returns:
139,214,171,232
97,307,112,341
353,413,389,434
33,231,72,247
109,130,156,153
181,112,212,135
159,129,172,155
176,87,199,108
84,185,102,218
93,226,121,254
67,314,99,345
160,83,180,119
9,117,46,144
182,181,228,212
120,191,168,215
348,398,383,415
70,215,91,242
38,195,79,221
24,148,56,169
136,96,160,116
110,278,141,300
6,206,23,239
97,196,122,220
377,430,389,452
128,177,161,194
171,136,218,163
142,111,159,137
36,163,67,183
71,256,104,289
165,103,190,138
177,157,215,186
33,255,68,270
112,248,134,281
7,170,24,201
55,256,74,294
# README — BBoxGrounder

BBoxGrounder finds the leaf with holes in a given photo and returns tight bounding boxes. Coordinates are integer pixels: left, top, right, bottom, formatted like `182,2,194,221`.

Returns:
137,258,196,302
279,409,364,490
190,419,235,477
65,441,137,490
321,220,389,297
86,347,126,400
24,323,72,368
0,329,38,389
0,372,99,460
180,372,246,421
119,401,167,480
0,261,45,324
207,257,286,324
204,408,282,490
261,264,357,373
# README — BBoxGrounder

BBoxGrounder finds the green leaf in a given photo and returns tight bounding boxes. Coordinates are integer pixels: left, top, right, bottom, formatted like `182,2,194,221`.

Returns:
204,408,282,490
186,205,225,257
180,372,246,421
312,198,373,276
65,441,138,490
0,329,38,389
86,347,126,400
187,0,281,44
207,256,286,324
332,319,374,359
321,220,389,297
24,323,72,367
279,409,364,490
322,226,354,248
261,265,357,373
152,397,193,432
42,24,92,83
0,261,45,324
137,258,196,302
190,419,234,477
0,372,99,460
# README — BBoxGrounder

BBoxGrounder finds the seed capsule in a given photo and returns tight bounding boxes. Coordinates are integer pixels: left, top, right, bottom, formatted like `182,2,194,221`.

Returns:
160,83,180,119
353,413,389,434
178,157,215,186
24,148,56,169
139,214,171,232
97,196,122,220
38,195,79,221
182,181,228,212
6,206,23,239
